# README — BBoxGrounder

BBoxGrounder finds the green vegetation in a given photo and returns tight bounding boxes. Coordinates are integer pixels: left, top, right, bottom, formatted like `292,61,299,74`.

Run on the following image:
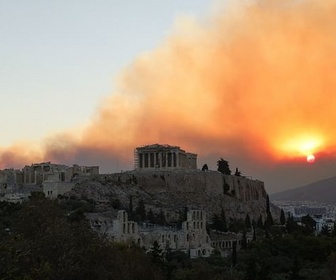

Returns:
217,158,231,175
0,197,163,280
1,196,336,280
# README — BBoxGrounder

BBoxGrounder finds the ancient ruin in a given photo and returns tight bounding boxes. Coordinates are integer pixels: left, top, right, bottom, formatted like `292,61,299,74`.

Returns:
0,162,99,199
0,143,270,258
89,209,216,258
134,144,197,170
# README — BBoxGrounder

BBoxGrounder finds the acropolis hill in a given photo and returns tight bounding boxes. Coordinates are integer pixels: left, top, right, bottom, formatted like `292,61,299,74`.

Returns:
0,144,277,223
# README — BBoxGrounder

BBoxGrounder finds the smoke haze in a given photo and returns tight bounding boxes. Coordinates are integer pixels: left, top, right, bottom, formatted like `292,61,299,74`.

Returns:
2,0,336,192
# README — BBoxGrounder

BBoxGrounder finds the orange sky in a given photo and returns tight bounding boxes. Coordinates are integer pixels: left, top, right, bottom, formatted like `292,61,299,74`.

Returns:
2,0,336,193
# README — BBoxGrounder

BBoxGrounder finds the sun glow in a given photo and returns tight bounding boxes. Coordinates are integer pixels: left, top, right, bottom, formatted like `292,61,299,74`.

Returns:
3,0,336,169
307,154,315,163
279,135,324,158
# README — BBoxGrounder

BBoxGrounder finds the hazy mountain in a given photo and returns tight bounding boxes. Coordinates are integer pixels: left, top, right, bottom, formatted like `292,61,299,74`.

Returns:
270,176,336,203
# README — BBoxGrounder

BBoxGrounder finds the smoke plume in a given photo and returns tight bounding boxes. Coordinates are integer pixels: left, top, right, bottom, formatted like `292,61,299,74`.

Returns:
2,0,336,191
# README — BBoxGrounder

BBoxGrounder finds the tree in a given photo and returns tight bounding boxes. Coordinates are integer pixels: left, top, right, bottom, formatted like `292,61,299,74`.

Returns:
212,213,221,231
147,209,155,223
241,230,247,250
301,215,316,235
332,222,336,237
156,209,166,225
257,214,264,229
135,199,146,221
217,158,231,175
245,214,252,229
286,215,301,234
327,252,336,280
201,164,208,171
129,195,133,216
220,208,228,232
280,209,286,225
252,225,257,241
320,224,331,237
266,194,271,213
231,241,237,268
111,198,121,209
265,195,273,228
0,196,165,280
150,241,164,267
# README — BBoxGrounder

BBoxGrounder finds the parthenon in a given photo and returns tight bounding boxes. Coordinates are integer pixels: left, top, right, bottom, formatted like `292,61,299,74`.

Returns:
134,144,197,170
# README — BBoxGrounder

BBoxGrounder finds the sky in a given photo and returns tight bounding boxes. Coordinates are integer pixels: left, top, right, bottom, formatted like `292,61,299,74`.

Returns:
1,0,336,194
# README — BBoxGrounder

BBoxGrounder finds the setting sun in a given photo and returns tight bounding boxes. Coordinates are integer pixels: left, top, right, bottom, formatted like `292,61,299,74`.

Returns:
278,135,324,159
307,154,315,163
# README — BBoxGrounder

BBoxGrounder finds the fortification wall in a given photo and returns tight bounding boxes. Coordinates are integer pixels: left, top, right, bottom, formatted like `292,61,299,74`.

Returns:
100,170,266,202
43,181,74,198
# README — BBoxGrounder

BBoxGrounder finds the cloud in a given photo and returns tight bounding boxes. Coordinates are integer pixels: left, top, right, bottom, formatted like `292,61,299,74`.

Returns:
2,0,336,192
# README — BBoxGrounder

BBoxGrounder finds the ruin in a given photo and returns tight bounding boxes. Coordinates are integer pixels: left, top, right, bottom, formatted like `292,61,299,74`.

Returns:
134,144,197,170
88,209,214,258
0,162,99,199
87,209,254,258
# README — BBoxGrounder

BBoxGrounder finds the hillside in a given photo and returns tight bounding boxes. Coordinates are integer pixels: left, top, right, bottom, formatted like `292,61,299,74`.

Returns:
270,176,336,203
63,170,278,223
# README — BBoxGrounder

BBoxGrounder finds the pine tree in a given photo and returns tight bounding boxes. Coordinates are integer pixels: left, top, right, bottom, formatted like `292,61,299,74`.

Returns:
280,209,286,225
265,195,274,227
150,241,163,267
212,213,220,231
217,158,231,175
156,209,166,225
241,230,247,249
245,214,252,229
266,194,270,213
147,209,155,223
253,225,257,241
135,199,146,221
129,195,133,218
332,222,336,237
220,208,228,232
234,167,241,176
257,214,264,228
231,241,237,267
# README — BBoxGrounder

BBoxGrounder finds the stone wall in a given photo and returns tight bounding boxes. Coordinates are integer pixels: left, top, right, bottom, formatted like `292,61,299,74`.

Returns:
101,170,266,203
43,181,74,198
0,169,23,195
88,209,213,258
96,170,272,223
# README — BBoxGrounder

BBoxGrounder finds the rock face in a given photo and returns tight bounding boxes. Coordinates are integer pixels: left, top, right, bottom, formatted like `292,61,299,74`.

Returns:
65,170,277,223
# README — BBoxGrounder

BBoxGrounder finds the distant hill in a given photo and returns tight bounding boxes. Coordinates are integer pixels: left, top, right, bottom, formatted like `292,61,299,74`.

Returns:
270,176,336,203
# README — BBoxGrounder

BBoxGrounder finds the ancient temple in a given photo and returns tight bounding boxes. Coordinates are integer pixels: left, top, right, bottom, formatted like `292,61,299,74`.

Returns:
134,144,197,170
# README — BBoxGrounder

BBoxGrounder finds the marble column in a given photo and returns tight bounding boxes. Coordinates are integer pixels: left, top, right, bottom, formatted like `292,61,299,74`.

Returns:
159,152,162,168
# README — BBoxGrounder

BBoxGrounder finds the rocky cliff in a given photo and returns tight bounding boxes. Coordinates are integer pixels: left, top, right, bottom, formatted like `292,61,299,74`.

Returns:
65,170,278,223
